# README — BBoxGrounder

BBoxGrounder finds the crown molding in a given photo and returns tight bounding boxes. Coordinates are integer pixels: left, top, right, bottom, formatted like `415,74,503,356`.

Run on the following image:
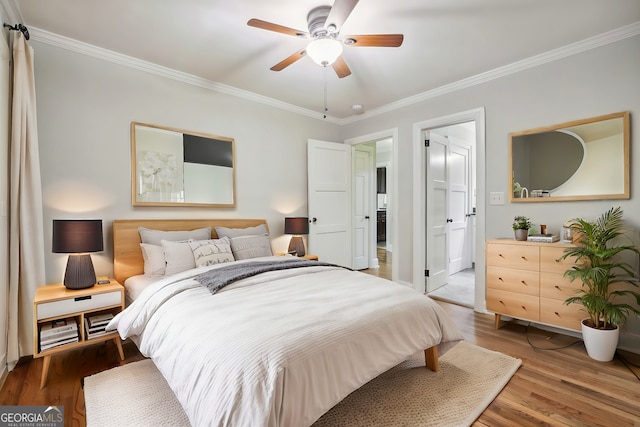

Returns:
23,17,640,126
339,21,640,125
29,27,341,124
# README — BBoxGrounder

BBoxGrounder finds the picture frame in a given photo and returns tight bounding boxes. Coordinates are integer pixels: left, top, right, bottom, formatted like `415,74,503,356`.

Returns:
131,122,236,207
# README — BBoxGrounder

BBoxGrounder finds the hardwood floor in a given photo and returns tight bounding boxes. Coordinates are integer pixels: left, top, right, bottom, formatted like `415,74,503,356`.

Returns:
1,303,638,426
362,246,392,279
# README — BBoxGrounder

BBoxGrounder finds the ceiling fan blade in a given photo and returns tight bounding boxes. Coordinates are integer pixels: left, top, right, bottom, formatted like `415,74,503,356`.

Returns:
325,0,360,33
247,18,309,38
344,34,404,47
270,49,307,72
332,56,351,78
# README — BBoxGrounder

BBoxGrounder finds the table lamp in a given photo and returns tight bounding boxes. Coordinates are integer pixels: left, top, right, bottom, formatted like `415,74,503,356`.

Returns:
52,219,104,289
284,217,309,257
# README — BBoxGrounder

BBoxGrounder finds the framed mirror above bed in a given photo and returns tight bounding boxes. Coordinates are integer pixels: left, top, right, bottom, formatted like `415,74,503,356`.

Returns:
131,122,236,207
509,111,630,202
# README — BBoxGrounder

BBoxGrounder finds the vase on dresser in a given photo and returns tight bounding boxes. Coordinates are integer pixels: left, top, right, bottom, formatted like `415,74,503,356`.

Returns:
513,229,528,241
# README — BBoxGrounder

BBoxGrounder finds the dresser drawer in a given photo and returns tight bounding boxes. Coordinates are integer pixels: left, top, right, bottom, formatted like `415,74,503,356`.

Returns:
487,266,539,296
540,297,584,331
540,246,577,274
540,272,582,300
487,288,540,321
486,243,539,271
37,290,121,320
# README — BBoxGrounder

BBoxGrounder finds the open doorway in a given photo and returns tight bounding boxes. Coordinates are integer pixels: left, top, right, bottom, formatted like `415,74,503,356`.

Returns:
424,122,476,307
346,129,398,283
412,108,486,313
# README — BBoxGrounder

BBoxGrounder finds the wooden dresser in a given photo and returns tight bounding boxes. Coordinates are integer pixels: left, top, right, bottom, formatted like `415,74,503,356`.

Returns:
486,239,584,331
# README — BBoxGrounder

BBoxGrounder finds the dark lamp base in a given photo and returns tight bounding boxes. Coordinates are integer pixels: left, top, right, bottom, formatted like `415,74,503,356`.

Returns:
288,235,306,257
63,254,97,290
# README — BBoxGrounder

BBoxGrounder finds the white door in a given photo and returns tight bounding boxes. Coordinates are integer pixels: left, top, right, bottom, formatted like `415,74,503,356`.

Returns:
353,145,374,270
425,132,448,292
447,139,472,274
308,139,352,268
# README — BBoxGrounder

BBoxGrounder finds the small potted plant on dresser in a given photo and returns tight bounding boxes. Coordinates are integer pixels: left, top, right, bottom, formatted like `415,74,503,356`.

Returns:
560,206,640,362
512,216,531,241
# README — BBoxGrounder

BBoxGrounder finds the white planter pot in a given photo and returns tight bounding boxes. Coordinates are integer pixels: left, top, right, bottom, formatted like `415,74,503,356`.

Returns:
581,319,619,362
514,229,528,241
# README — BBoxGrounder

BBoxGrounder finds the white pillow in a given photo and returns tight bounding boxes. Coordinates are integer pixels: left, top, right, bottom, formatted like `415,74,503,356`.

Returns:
161,240,196,276
189,237,234,267
140,243,166,276
215,224,268,238
229,235,273,260
139,226,211,246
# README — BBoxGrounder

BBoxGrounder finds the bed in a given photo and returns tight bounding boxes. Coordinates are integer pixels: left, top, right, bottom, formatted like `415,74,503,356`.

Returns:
108,219,463,427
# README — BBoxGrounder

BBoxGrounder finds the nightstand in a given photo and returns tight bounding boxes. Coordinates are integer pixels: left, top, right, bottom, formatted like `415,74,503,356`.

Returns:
277,252,319,261
33,280,125,388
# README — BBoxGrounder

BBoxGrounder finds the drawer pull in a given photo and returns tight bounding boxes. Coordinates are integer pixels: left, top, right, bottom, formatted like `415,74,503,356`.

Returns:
74,295,92,302
520,256,527,260
555,312,560,316
521,305,526,310
498,253,504,258
555,285,561,290
498,277,504,282
521,280,526,285
499,300,505,305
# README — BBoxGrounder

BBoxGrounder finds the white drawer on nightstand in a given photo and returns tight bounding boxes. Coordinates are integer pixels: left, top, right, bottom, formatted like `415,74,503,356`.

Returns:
37,290,121,320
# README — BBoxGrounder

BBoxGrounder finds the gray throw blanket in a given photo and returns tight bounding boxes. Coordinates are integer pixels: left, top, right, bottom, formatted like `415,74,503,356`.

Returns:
194,259,342,294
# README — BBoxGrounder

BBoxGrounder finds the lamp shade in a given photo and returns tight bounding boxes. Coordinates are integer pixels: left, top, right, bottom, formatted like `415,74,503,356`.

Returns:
284,217,309,235
53,220,103,290
52,220,103,253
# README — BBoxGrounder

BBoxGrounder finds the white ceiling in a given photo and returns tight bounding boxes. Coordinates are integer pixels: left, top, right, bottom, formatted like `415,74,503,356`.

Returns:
10,0,640,119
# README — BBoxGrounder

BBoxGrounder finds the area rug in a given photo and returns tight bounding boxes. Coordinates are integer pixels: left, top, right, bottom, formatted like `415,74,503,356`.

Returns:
84,341,521,427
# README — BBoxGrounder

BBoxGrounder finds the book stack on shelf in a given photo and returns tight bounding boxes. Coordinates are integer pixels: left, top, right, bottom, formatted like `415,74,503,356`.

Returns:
40,318,78,351
84,312,114,339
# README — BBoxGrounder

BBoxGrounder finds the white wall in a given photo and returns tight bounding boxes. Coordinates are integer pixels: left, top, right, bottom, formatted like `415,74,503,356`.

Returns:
340,35,640,351
31,40,341,286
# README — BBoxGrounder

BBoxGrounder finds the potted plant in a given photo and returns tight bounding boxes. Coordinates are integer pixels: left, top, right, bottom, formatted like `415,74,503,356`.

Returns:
560,206,640,361
512,216,531,241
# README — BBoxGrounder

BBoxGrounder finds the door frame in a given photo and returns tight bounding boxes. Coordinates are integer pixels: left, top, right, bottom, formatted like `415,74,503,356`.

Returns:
345,128,399,283
412,108,486,312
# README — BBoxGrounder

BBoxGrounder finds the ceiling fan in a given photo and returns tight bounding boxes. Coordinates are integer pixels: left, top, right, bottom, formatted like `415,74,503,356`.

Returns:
247,0,404,78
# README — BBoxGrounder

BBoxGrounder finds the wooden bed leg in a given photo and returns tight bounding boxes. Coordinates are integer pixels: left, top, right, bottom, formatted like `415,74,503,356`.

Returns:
424,346,438,372
494,313,501,330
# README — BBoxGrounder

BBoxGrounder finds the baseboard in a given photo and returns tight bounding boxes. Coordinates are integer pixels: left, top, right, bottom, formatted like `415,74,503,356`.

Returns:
494,316,640,356
619,332,640,355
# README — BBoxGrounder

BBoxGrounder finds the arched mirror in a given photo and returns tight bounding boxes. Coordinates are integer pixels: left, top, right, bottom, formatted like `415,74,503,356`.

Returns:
509,112,629,202
131,122,236,207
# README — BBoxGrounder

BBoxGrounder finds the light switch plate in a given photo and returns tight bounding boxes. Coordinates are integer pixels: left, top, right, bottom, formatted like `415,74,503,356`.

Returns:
489,192,504,205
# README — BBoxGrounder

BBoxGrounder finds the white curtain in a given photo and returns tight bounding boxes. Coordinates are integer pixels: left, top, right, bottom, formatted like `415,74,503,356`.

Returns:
7,31,45,370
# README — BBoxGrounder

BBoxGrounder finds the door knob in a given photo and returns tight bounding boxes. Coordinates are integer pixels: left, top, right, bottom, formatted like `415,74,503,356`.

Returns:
446,218,453,223
311,217,317,223
365,215,370,219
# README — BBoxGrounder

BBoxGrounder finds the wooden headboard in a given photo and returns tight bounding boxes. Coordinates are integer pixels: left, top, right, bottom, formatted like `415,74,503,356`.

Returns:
113,219,269,284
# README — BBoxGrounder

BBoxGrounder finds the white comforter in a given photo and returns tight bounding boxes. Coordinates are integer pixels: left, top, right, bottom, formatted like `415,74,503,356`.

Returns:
108,257,463,427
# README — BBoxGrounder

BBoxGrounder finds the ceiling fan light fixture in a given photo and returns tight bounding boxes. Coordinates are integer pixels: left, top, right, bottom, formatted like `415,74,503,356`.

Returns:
306,38,343,66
